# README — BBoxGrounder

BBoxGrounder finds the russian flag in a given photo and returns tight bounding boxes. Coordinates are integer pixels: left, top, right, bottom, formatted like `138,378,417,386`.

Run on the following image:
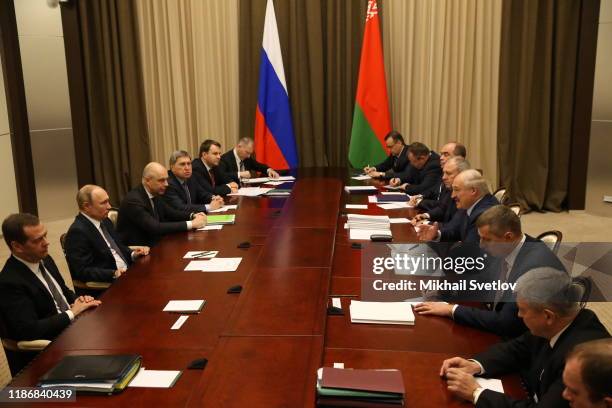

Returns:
254,0,298,169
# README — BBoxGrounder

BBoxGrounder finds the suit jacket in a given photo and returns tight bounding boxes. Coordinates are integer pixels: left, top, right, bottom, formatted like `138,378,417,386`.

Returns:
419,186,456,223
64,214,133,282
117,184,192,246
453,235,566,338
192,158,233,196
398,151,442,195
374,145,411,179
219,149,269,184
440,194,499,243
163,170,214,213
474,309,610,408
0,255,76,341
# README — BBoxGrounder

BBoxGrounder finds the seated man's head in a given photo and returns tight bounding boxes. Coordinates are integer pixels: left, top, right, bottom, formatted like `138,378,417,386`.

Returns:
384,131,405,157
2,213,48,263
451,169,489,209
442,156,470,189
476,205,523,257
514,268,585,340
563,339,612,408
407,142,431,169
77,185,112,221
439,141,466,166
235,137,255,161
169,150,192,181
199,139,222,167
142,162,169,196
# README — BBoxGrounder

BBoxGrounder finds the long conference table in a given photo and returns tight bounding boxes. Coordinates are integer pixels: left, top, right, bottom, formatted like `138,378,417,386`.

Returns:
5,168,525,407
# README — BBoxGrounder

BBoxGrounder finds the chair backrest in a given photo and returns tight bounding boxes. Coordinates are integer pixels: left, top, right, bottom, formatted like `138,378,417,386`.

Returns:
493,187,507,204
536,230,563,254
59,232,67,254
108,208,119,228
0,343,11,389
508,203,521,217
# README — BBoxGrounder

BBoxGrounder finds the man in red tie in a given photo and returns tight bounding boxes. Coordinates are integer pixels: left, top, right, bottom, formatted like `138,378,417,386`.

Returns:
191,139,239,196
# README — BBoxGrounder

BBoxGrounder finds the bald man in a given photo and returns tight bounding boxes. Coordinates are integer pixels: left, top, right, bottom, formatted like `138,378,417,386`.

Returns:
64,185,149,285
117,162,207,246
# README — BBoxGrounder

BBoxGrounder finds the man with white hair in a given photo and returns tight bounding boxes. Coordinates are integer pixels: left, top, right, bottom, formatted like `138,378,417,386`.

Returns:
440,268,609,407
418,169,498,243
219,137,280,183
117,162,207,246
413,156,471,223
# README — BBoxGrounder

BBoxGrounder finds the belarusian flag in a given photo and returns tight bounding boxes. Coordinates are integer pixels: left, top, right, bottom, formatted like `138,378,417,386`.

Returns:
348,0,391,168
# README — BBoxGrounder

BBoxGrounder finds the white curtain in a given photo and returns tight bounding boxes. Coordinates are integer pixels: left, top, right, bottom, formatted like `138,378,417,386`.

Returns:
383,0,502,186
135,0,239,165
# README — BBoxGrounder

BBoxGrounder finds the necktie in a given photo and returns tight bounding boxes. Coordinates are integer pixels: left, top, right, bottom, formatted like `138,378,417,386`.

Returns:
239,161,245,172
493,260,509,308
150,197,159,220
39,262,70,313
100,222,129,266
182,182,192,204
209,169,216,188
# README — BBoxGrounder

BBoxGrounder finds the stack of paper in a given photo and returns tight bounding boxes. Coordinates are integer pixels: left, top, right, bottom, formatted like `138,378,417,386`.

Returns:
344,185,378,194
128,368,182,388
242,176,295,184
346,214,392,241
228,187,274,196
376,192,409,203
349,300,415,325
351,175,372,181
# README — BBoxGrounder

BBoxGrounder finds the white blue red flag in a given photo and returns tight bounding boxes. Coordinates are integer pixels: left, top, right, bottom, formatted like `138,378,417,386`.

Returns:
254,0,298,169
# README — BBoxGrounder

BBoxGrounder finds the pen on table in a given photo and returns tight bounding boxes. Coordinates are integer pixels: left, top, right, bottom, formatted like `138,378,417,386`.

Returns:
191,251,215,258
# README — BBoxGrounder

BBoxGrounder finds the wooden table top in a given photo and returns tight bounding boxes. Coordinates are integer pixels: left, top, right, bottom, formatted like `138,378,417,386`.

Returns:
4,168,525,407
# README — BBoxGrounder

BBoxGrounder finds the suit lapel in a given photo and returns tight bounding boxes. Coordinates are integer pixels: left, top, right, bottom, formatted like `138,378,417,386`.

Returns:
77,214,111,257
10,256,55,305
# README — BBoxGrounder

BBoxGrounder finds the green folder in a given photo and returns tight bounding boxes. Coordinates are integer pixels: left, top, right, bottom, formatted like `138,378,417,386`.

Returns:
207,214,235,225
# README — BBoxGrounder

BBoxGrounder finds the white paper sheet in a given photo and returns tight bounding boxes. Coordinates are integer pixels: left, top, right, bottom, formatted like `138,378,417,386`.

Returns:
389,218,410,224
228,187,274,196
163,300,204,313
183,251,218,259
344,186,378,192
170,315,189,330
277,176,296,181
242,177,270,184
351,175,372,181
129,369,182,388
345,204,368,209
208,205,238,213
264,181,285,186
368,196,378,203
185,258,242,272
349,229,392,240
332,298,342,309
349,300,415,325
377,203,410,210
197,225,223,231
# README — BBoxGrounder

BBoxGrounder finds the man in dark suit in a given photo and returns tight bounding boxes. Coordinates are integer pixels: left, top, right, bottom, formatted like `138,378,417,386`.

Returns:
439,141,467,167
219,137,280,184
440,268,609,407
389,142,442,195
364,131,411,179
414,205,565,338
417,169,499,244
117,162,207,247
64,185,149,284
562,338,612,407
0,214,101,373
192,139,239,196
164,150,224,213
413,156,470,224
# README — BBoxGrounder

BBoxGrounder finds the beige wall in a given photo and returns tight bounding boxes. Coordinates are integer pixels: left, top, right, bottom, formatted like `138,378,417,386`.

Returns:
0,54,20,219
586,0,612,217
14,0,78,222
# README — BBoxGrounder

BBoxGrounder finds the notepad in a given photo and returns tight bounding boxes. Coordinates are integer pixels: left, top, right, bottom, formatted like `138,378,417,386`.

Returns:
228,187,274,196
349,300,415,325
345,204,368,209
264,181,285,186
184,258,242,272
242,177,270,184
163,300,205,313
377,203,411,210
128,368,182,388
207,214,236,225
277,176,296,181
349,229,392,240
351,175,372,181
344,186,378,193
170,315,189,330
